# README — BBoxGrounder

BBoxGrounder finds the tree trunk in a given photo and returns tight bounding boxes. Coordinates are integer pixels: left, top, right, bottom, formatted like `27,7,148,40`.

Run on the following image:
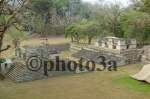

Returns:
84,38,86,43
77,37,79,44
0,32,5,53
0,33,4,78
0,62,1,75
71,35,74,42
88,37,92,44
112,25,116,34
76,34,79,44
0,27,9,53
0,37,3,53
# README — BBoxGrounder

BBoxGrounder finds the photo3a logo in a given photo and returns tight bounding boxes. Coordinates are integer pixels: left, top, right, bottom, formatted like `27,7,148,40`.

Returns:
26,56,118,76
26,56,42,71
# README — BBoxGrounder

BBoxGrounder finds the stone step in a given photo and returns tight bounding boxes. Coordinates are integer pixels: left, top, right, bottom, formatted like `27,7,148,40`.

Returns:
7,62,24,83
7,67,23,82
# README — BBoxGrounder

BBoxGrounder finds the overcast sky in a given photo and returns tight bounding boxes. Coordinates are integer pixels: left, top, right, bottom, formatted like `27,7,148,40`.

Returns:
82,0,131,6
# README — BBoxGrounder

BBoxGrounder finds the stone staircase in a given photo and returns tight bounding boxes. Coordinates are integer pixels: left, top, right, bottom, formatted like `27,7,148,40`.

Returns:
7,62,24,83
5,61,75,83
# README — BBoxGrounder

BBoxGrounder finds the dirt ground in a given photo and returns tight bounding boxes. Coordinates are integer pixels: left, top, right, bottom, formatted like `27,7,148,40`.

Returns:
0,62,150,99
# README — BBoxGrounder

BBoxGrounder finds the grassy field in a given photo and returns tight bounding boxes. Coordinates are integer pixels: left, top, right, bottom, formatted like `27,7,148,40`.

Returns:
0,37,150,99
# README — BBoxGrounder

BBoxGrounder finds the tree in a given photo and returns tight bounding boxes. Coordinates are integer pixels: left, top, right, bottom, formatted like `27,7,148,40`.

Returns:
145,0,150,8
132,0,150,14
0,0,27,53
26,0,83,36
82,21,100,44
119,10,150,43
65,20,101,44
28,0,53,36
114,23,124,38
65,23,80,43
142,28,150,42
97,2,123,34
52,0,70,12
0,0,28,79
5,27,28,48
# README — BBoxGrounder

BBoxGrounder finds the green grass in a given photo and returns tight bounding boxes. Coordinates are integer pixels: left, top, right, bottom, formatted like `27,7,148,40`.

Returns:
113,76,150,92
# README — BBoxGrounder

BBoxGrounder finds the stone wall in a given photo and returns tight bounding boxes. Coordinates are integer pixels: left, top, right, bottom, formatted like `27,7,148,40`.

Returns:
72,49,123,66
14,43,70,60
51,43,70,51
141,45,150,63
69,44,83,51
72,48,142,66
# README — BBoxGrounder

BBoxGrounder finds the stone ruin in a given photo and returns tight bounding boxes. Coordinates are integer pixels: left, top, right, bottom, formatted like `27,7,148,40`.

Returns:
72,48,142,67
141,45,150,63
71,43,142,66
5,60,75,83
95,37,137,50
3,43,89,83
14,43,70,60
3,40,149,83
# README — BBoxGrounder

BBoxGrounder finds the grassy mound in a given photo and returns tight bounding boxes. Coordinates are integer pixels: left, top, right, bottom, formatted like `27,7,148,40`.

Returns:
113,76,150,92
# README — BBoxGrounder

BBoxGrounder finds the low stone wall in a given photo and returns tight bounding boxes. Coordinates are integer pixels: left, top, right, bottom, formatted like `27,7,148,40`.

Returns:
14,43,70,60
72,49,123,66
69,44,83,51
72,48,142,66
51,43,70,51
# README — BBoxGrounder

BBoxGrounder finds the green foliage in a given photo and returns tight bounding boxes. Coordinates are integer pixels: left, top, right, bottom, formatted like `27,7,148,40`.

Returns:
6,27,28,48
65,23,77,38
27,0,83,36
52,0,81,10
81,21,100,44
65,20,101,44
30,0,53,14
142,28,150,42
52,0,69,10
119,11,148,40
114,23,124,38
0,57,6,63
28,0,55,36
113,76,150,92
0,57,5,80
65,23,84,43
10,0,150,45
145,0,150,8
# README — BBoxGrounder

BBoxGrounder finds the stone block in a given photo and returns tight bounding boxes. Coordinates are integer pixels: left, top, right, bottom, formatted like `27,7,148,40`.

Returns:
129,45,136,49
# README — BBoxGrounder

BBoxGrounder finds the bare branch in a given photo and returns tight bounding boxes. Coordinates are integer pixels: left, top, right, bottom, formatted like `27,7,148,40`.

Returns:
0,45,11,52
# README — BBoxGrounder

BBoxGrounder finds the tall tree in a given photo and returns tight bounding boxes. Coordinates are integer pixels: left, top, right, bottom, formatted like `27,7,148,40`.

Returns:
28,0,53,36
97,2,123,34
0,0,27,53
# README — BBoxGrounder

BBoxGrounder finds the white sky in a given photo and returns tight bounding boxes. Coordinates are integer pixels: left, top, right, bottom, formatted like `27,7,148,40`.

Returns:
82,0,131,6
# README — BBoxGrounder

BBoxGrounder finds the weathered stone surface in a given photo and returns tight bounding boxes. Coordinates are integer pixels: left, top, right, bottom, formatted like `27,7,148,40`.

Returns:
141,45,150,63
96,37,137,50
6,59,89,83
72,49,122,66
72,48,141,66
15,43,70,60
7,61,75,83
